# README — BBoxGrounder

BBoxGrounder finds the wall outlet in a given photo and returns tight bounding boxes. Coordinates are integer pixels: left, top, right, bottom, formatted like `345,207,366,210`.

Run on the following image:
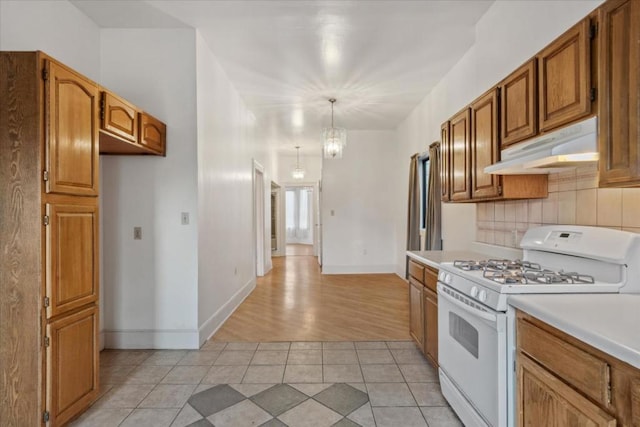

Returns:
181,212,189,225
133,227,142,240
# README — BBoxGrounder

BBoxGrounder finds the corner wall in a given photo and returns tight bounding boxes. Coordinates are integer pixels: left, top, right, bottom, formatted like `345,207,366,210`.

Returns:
393,0,604,276
100,29,200,349
195,32,277,344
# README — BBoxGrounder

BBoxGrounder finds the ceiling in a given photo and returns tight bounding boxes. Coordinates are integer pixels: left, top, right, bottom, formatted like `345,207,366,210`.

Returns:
72,0,494,155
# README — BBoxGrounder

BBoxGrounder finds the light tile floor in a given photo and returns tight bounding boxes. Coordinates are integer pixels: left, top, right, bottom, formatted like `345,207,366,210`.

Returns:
71,341,463,427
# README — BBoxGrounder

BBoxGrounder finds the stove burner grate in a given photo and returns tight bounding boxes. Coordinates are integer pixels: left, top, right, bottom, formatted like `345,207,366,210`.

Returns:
454,258,596,285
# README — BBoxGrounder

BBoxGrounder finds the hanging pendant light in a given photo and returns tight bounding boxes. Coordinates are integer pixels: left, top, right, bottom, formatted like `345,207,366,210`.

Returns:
323,98,347,159
292,146,305,180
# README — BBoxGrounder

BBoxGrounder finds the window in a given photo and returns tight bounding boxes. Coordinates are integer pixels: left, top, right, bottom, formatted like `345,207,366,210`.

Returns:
420,155,430,229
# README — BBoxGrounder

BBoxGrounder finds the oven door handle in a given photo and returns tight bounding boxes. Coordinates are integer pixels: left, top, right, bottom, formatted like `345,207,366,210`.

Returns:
437,284,497,323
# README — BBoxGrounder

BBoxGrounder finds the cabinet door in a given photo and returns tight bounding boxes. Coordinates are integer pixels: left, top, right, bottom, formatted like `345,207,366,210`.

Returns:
46,305,99,427
423,287,438,367
450,108,472,201
45,200,99,319
409,278,424,348
518,354,616,427
101,91,138,143
471,89,502,199
598,0,640,187
45,60,99,196
538,18,592,132
441,122,451,202
139,112,166,155
501,59,538,147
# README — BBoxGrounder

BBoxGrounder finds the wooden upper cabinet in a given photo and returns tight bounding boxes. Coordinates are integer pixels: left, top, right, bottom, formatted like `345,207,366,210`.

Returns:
45,200,99,319
139,112,167,156
538,18,593,132
440,122,451,202
101,91,138,143
46,305,99,427
449,108,472,201
501,59,538,147
45,60,99,197
598,0,640,187
471,88,501,199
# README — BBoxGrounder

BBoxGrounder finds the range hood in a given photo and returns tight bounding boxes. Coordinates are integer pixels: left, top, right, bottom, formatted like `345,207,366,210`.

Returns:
484,117,598,175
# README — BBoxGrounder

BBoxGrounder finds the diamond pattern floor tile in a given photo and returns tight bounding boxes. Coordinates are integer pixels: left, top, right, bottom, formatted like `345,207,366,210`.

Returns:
188,384,246,417
313,383,369,416
96,342,456,427
251,384,309,416
278,399,343,427
207,399,273,427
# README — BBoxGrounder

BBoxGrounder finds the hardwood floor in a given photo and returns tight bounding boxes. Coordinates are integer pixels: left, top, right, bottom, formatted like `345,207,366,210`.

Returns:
285,243,314,256
213,255,410,342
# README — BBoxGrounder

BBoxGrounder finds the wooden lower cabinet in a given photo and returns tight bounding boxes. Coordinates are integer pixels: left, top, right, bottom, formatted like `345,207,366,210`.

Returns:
409,277,424,348
46,306,99,426
423,287,438,367
517,310,640,426
518,354,616,427
408,258,439,368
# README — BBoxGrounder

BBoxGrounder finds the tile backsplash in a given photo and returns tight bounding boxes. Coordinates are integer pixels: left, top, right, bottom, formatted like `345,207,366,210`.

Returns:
476,164,640,248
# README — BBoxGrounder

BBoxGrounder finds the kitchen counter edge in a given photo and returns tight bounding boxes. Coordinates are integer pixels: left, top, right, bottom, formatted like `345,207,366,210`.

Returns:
406,250,487,270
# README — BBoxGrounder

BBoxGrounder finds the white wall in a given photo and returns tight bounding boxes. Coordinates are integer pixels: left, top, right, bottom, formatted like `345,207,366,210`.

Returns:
392,0,604,276
100,29,200,349
322,130,397,274
0,0,101,81
195,32,278,344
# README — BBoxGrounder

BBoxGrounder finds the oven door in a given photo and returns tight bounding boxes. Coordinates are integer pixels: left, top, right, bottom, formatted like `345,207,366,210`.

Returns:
437,282,507,427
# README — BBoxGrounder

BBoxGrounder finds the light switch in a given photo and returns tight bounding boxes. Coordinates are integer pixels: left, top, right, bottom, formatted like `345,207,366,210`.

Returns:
133,227,142,240
181,212,189,225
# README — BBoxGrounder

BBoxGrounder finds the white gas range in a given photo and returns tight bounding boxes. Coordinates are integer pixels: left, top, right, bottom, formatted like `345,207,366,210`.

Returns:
435,225,640,427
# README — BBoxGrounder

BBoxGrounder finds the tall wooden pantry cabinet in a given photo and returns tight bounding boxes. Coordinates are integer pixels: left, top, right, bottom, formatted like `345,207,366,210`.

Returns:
1,52,100,426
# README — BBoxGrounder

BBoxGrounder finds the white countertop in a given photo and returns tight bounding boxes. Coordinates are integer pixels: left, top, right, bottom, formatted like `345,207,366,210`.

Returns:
406,250,486,269
509,294,640,369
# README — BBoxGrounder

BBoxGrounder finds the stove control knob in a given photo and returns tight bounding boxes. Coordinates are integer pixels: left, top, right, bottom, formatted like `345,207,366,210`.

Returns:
445,274,452,284
478,290,487,302
470,286,478,298
438,271,445,281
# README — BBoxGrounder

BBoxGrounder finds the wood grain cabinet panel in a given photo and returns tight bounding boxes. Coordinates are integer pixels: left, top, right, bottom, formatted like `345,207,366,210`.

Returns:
101,91,138,143
450,108,472,201
45,60,99,197
598,0,640,187
538,18,593,132
409,277,424,348
501,59,538,147
408,260,425,284
139,112,166,156
441,122,451,202
423,286,438,368
46,200,99,319
1,51,102,427
517,354,616,427
46,305,99,427
471,88,502,199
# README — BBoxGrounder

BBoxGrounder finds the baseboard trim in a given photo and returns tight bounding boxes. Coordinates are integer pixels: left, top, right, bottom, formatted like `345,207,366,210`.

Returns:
198,277,256,346
321,264,397,274
103,328,200,350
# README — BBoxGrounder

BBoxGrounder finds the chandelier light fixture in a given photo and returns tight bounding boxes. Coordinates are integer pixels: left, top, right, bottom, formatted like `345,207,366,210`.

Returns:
323,98,347,159
292,146,305,180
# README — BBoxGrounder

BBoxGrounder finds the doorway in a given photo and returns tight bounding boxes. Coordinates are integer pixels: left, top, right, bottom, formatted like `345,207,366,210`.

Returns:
253,161,267,276
285,186,315,256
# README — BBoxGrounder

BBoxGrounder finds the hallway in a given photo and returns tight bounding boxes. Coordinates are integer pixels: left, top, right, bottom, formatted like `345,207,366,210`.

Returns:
213,254,411,342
